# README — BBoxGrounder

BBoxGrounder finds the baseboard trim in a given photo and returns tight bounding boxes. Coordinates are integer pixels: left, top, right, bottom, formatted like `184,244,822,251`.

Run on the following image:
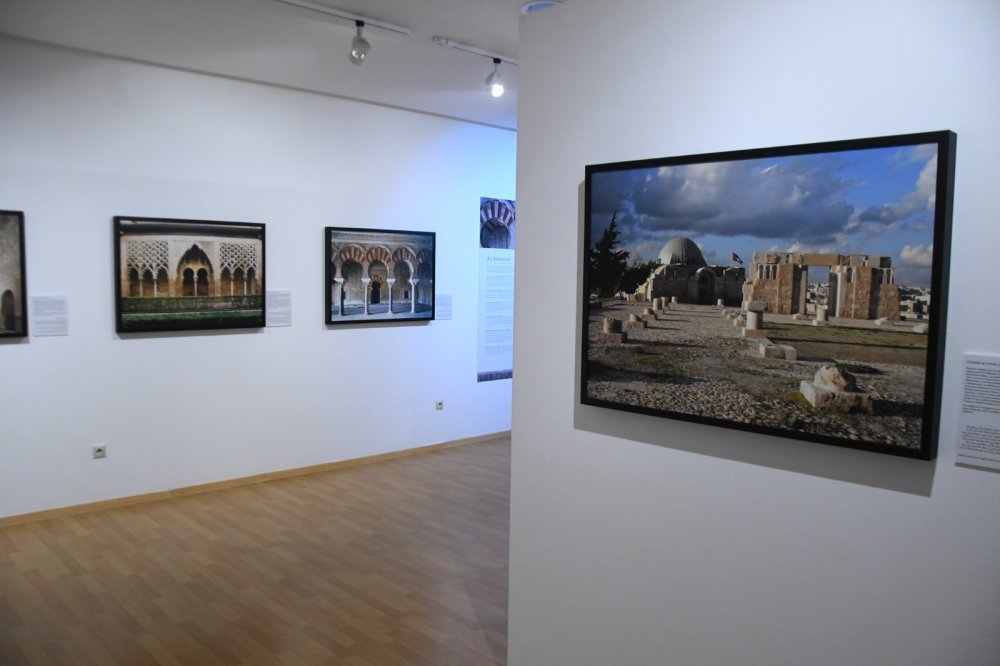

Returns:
0,431,511,528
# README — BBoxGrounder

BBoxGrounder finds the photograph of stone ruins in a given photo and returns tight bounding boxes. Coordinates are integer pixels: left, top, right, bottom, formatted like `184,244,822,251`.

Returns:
584,141,943,451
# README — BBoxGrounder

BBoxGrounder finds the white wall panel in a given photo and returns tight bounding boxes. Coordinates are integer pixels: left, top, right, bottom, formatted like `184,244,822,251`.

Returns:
510,1,1000,664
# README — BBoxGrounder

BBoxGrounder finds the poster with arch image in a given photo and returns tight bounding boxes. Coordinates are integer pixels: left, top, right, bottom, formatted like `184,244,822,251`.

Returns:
581,131,956,460
0,210,28,338
325,226,435,325
114,217,265,333
478,197,515,382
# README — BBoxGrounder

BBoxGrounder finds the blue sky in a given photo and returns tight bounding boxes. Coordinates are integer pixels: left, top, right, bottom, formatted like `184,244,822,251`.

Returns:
589,143,940,287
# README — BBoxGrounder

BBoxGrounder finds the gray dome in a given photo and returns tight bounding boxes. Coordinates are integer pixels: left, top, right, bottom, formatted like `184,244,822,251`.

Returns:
658,237,706,266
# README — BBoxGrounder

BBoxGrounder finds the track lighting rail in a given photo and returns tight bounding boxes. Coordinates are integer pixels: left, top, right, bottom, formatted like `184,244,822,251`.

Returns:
431,37,518,66
273,0,411,36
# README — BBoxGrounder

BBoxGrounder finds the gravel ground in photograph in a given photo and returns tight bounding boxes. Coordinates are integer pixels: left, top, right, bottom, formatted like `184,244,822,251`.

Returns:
585,300,929,450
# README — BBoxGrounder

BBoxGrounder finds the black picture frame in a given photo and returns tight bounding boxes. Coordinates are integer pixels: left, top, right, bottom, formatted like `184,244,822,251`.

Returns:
581,131,956,460
326,226,436,325
0,210,28,338
114,216,266,333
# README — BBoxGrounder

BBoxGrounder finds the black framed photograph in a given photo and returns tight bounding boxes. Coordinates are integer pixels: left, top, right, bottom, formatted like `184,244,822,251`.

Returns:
0,210,28,337
115,216,266,333
326,226,435,325
582,131,956,460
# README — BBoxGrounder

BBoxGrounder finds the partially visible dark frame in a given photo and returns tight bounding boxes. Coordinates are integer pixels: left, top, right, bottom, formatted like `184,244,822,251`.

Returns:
0,210,28,337
325,226,436,325
114,216,266,333
581,131,956,460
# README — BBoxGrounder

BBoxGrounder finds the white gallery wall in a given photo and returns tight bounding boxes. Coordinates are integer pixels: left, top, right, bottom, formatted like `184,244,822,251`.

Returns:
510,1,1000,665
0,36,515,519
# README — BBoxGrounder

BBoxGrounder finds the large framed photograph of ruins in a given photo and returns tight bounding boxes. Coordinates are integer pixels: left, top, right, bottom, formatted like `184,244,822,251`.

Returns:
326,226,435,325
114,217,266,333
1,210,28,338
582,131,956,460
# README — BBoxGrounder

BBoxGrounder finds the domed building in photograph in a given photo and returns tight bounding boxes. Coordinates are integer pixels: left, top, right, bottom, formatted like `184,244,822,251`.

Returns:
635,236,745,305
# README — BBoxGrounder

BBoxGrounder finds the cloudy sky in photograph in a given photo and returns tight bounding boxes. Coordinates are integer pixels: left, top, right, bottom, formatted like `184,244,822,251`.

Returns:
589,142,940,287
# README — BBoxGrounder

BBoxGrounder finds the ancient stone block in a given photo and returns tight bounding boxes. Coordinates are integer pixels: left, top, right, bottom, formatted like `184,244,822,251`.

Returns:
759,343,799,361
799,365,872,413
756,342,787,359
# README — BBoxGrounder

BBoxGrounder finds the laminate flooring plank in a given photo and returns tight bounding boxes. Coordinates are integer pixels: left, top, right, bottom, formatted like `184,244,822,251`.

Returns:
0,436,510,665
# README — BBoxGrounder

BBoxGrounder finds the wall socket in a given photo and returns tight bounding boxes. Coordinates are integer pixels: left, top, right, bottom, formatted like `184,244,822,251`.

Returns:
92,445,107,460
435,400,444,410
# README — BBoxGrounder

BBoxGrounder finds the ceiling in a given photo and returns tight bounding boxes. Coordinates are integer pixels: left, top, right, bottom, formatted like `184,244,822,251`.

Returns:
0,0,559,130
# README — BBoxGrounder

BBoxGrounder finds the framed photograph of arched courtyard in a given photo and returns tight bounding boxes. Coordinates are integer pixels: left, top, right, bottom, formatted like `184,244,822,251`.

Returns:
114,217,266,333
581,131,956,460
326,226,435,325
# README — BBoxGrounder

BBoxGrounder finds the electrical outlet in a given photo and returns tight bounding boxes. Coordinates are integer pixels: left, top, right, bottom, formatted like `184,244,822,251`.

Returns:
435,400,444,410
92,445,107,460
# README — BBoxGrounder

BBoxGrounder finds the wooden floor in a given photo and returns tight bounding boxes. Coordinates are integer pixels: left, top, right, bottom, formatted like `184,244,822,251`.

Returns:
0,436,511,665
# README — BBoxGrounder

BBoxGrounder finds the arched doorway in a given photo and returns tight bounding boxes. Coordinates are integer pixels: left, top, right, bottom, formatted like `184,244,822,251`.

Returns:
234,268,246,295
142,269,155,297
393,261,412,313
246,267,258,296
128,268,141,297
480,219,510,249
177,245,214,296
341,260,364,314
416,260,433,312
369,262,388,311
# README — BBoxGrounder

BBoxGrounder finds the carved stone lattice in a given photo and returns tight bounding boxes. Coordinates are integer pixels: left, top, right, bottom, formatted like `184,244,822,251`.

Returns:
125,240,168,275
220,241,259,273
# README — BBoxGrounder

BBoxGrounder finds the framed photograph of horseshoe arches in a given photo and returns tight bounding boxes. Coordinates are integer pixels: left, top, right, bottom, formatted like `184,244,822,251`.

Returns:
581,131,956,460
114,216,266,333
325,226,436,325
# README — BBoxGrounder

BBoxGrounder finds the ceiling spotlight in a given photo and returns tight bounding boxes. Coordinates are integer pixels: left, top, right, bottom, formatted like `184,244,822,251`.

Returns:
349,20,370,65
432,37,516,96
485,58,504,97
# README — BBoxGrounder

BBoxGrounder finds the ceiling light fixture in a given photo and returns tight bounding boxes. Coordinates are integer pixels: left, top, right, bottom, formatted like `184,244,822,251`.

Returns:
485,58,504,97
432,37,517,98
349,20,369,65
273,0,410,35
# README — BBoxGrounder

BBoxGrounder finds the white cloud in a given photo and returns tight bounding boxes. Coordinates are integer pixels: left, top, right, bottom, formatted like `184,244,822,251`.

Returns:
900,243,934,267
